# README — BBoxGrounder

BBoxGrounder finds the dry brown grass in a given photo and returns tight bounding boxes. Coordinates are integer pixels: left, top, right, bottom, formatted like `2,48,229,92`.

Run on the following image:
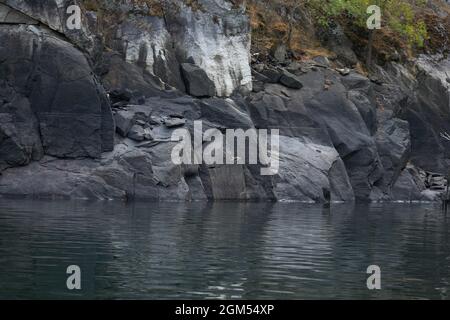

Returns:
247,0,333,61
247,0,450,64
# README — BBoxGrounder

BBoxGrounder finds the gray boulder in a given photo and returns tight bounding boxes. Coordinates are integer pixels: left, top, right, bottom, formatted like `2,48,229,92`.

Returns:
181,63,216,97
113,105,153,137
279,70,303,89
127,125,152,142
114,110,135,137
252,70,271,83
260,67,282,83
164,117,187,128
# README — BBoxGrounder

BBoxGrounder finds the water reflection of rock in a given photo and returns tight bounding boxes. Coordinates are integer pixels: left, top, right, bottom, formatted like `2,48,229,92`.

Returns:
1,201,449,299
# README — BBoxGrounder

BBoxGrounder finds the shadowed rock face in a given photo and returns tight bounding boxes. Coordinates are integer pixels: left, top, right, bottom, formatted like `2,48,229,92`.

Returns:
371,58,450,174
408,56,450,173
0,24,114,160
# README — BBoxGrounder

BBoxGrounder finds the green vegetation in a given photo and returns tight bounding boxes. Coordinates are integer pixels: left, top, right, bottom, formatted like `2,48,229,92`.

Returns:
247,0,447,67
306,0,429,48
311,1,425,67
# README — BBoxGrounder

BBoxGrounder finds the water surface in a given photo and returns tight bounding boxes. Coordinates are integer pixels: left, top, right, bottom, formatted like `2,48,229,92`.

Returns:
0,200,449,299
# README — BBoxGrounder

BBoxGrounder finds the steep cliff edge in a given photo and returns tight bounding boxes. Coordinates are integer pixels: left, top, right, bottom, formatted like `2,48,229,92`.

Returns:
0,0,449,202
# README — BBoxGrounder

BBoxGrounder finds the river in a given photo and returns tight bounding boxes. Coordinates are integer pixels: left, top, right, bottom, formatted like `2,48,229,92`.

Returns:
0,200,449,299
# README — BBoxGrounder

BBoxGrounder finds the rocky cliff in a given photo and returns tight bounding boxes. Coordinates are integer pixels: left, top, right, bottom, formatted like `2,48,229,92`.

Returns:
0,0,449,202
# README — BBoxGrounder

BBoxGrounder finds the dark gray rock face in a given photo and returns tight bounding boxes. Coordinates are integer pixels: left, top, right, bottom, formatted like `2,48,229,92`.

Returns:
0,2,38,24
0,1,449,202
0,25,114,160
406,57,450,174
391,166,425,201
290,70,383,201
0,96,43,171
371,59,450,176
247,73,357,202
199,98,253,129
1,54,447,202
181,63,216,97
375,113,411,190
3,0,99,57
